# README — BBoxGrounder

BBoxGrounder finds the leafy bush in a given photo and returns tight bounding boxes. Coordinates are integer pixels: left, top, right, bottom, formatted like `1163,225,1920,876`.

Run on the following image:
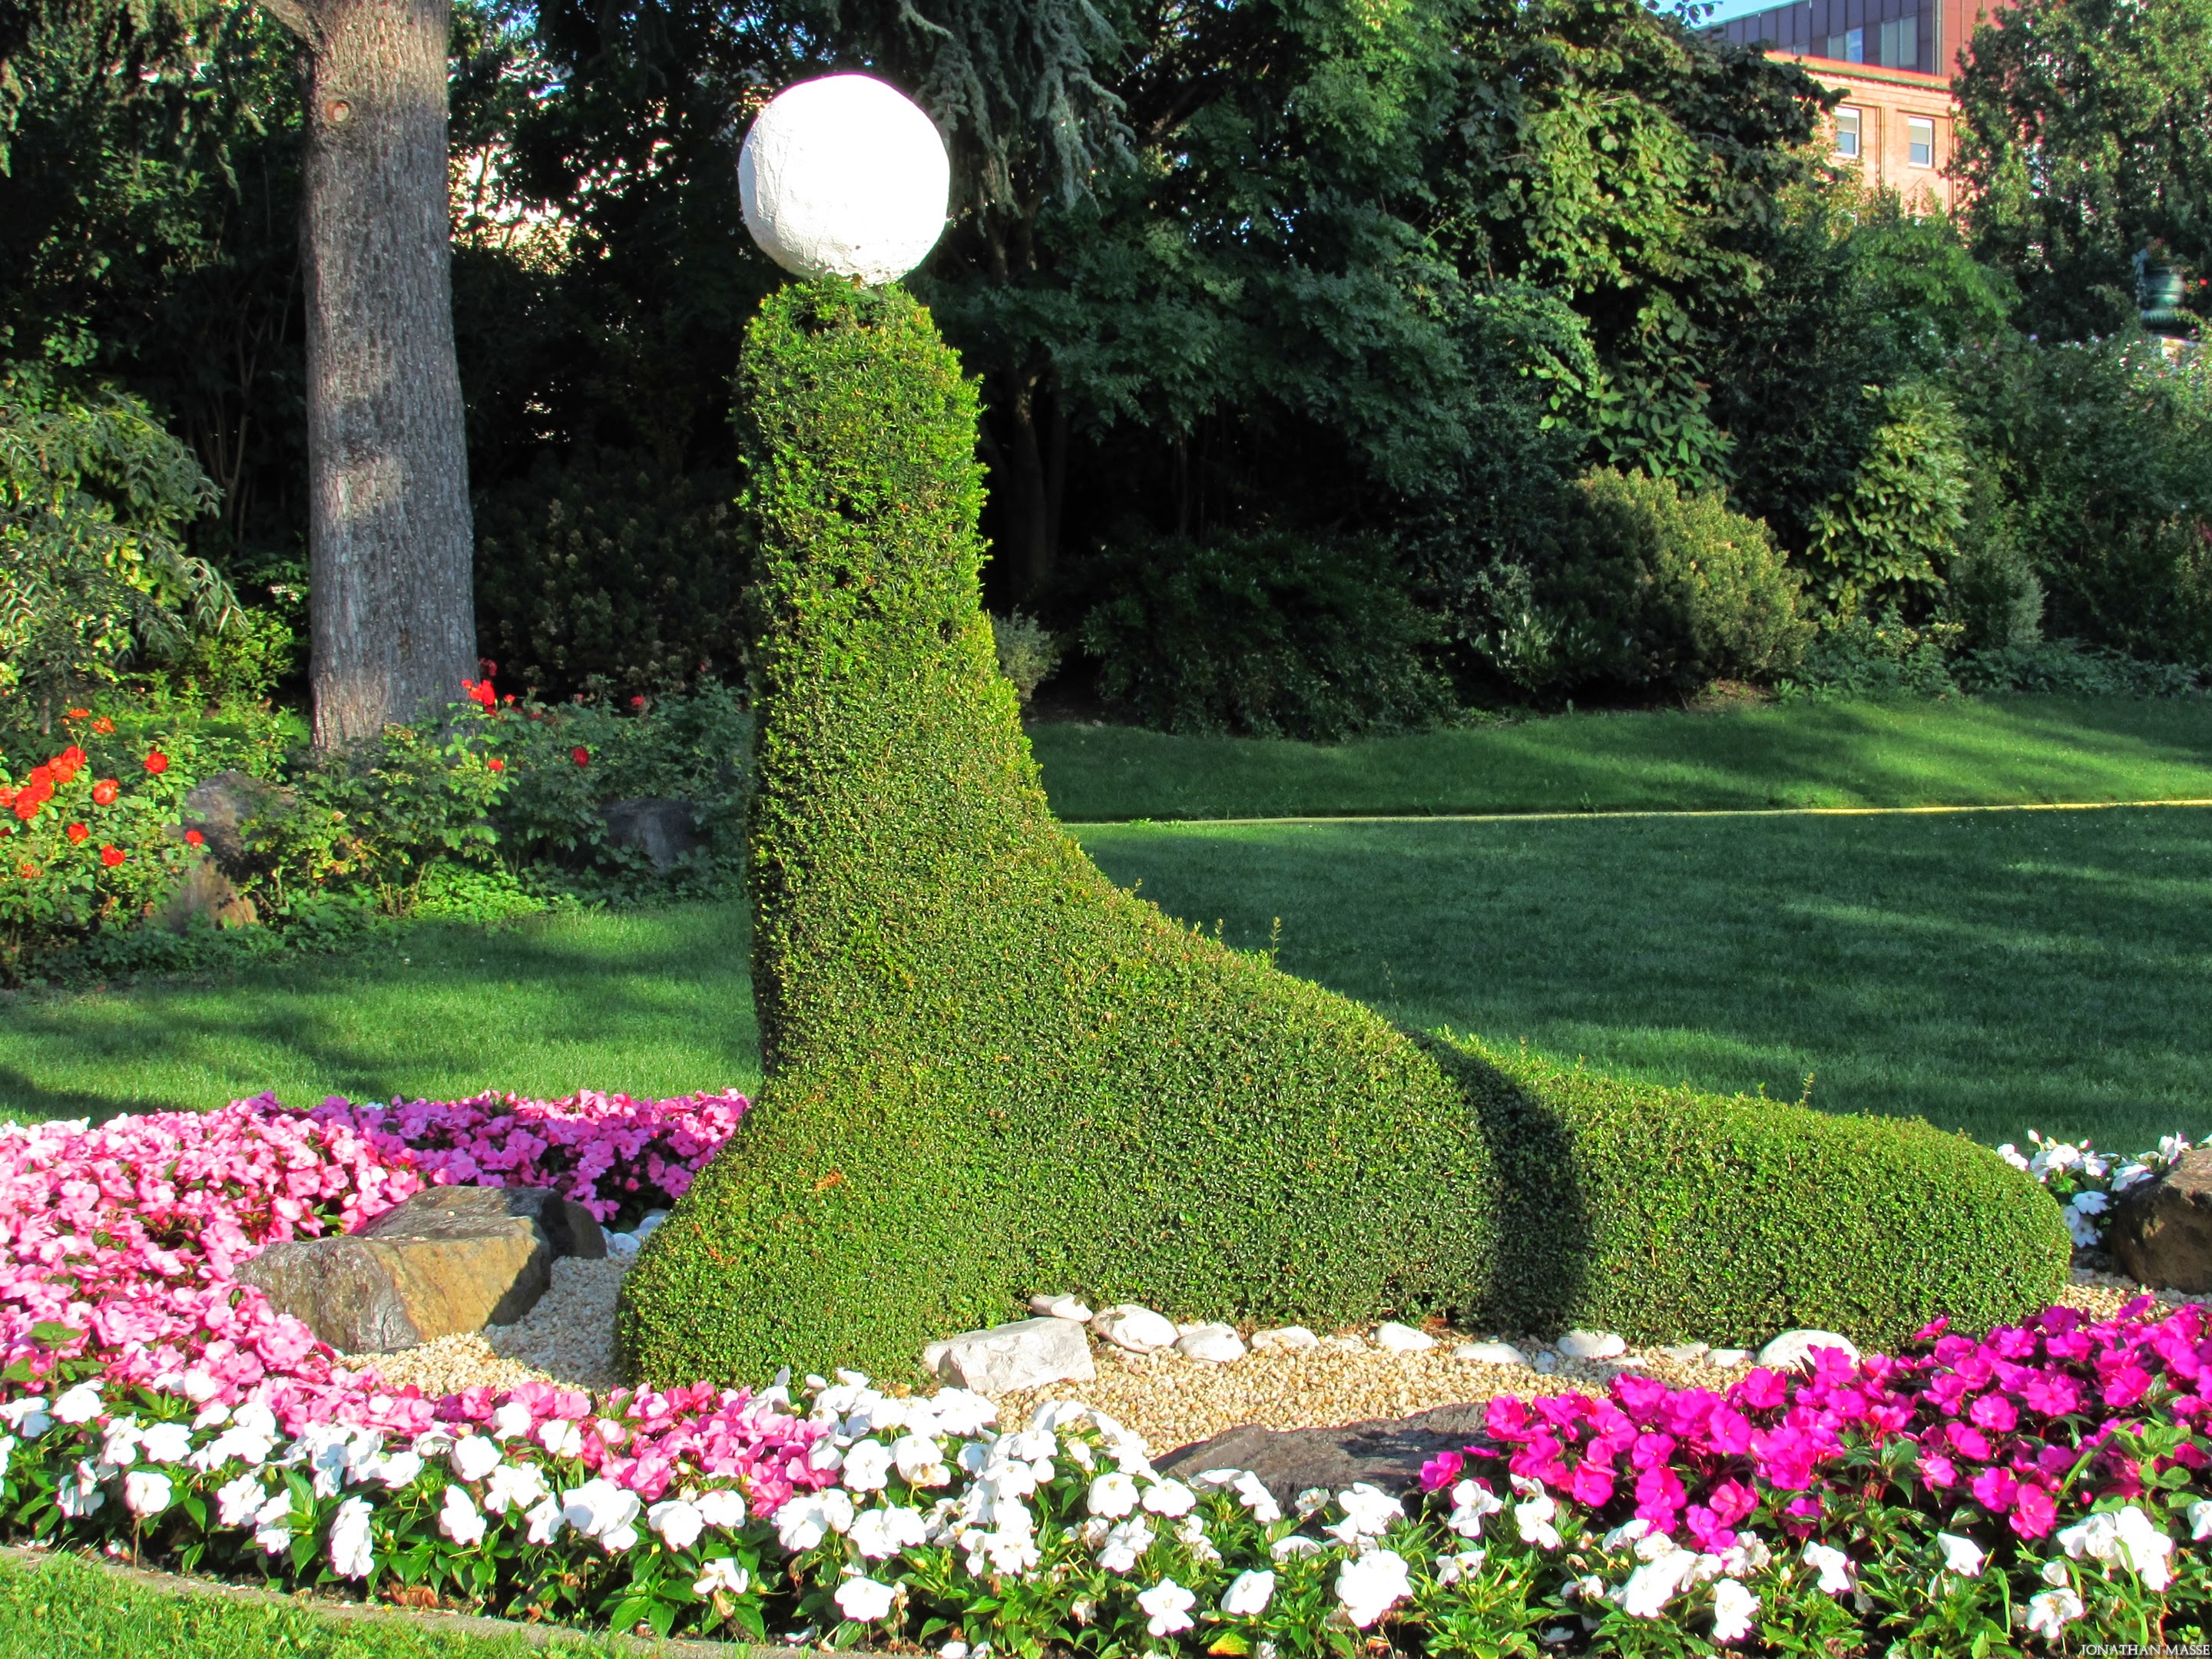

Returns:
1802,381,1972,620
1954,641,2207,697
473,449,753,702
1485,469,1810,697
989,611,1063,706
1442,1038,2070,1350
1780,614,1963,700
1076,531,1454,740
618,280,2060,1388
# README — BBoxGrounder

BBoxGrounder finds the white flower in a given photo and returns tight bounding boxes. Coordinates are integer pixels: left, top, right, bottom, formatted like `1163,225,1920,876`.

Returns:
51,1383,101,1425
2025,1586,2084,1637
57,1460,104,1519
253,1491,293,1553
2070,1190,2110,1215
1326,1483,1402,1544
1220,1569,1276,1617
1097,1515,1154,1573
1435,1548,1487,1586
1800,1541,1851,1594
1710,1578,1757,1644
1142,1478,1198,1518
1719,1535,1772,1578
1995,1144,2030,1171
1602,1518,1651,1551
2114,1163,2154,1190
2057,1505,2174,1588
775,1488,856,1551
1336,1548,1412,1628
562,1478,644,1553
440,1484,487,1548
121,1469,174,1517
2041,1558,2071,1587
1088,1470,1141,1518
1137,1578,1197,1637
483,1461,550,1515
892,1433,951,1487
136,1422,193,1465
1449,1479,1505,1539
524,1495,565,1545
843,1439,895,1492
1514,1494,1561,1551
328,1496,376,1580
850,1505,929,1560
101,1417,141,1468
1617,1539,1699,1619
449,1435,503,1483
1230,1470,1281,1525
697,1487,747,1528
2189,1498,2212,1541
1936,1532,1985,1578
537,1418,585,1459
216,1472,267,1528
2065,1207,2100,1247
1270,1534,1323,1561
361,1450,424,1490
647,1498,704,1552
835,1575,899,1623
694,1557,751,1597
491,1402,534,1441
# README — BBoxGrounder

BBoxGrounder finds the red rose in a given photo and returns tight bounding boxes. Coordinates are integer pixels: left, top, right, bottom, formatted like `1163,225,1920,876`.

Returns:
99,845,124,868
15,862,35,879
91,716,114,735
65,823,89,845
462,679,497,710
184,828,206,847
487,757,505,772
572,747,590,767
144,751,170,774
91,780,119,806
65,707,90,720
630,694,647,709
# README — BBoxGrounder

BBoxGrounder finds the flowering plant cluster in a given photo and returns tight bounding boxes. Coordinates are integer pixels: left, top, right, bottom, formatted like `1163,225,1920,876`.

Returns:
1998,1130,2198,1247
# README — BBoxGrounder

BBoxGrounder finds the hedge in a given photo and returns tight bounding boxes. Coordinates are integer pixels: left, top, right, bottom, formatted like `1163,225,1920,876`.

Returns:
614,280,2068,1386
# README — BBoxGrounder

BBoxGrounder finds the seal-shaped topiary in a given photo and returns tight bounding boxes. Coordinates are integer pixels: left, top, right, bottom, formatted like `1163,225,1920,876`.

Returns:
615,280,2068,1386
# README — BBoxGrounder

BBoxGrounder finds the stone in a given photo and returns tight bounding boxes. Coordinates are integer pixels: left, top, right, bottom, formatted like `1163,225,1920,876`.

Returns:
739,75,952,286
369,1184,607,1261
1659,1343,1710,1363
180,770,293,877
237,1193,555,1353
1756,1330,1860,1371
2111,1148,2212,1291
1157,1401,1494,1509
925,1317,1094,1393
1557,1329,1627,1360
1531,1350,1560,1374
154,856,259,933
1250,1326,1319,1353
1096,1304,1177,1354
598,798,704,873
633,1210,670,1244
1373,1322,1436,1353
1174,1323,1247,1363
1707,1348,1753,1368
1031,1293,1093,1322
1453,1340,1529,1366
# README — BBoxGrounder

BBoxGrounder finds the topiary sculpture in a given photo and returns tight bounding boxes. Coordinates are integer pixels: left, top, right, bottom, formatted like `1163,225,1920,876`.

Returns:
615,280,2068,1386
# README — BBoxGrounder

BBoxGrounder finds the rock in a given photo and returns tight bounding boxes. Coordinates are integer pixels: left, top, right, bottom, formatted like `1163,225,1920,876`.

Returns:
1659,1343,1710,1363
1157,1401,1493,1509
1096,1304,1178,1353
375,1184,606,1261
1250,1326,1319,1353
154,856,259,933
1174,1323,1247,1363
606,1232,642,1259
1756,1330,1859,1371
1453,1341,1529,1366
926,1318,1095,1392
1373,1322,1436,1353
634,1210,671,1243
598,798,704,873
1031,1293,1093,1322
1531,1350,1559,1374
237,1194,555,1353
1707,1348,1752,1368
1557,1329,1627,1360
2111,1149,2212,1291
180,770,293,877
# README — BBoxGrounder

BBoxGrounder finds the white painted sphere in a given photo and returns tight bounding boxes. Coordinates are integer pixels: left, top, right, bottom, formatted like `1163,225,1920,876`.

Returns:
739,75,950,286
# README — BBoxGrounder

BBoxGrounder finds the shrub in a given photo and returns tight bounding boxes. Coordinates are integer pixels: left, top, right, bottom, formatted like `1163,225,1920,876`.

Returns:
1803,381,1972,619
1075,531,1455,740
1441,1038,2071,1351
989,611,1063,706
1780,613,1962,700
618,280,2065,1387
618,280,1495,1385
473,448,753,703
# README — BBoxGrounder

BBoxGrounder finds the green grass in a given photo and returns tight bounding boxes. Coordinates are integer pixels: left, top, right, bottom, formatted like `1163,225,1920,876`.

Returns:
0,1551,690,1657
1030,695,2212,820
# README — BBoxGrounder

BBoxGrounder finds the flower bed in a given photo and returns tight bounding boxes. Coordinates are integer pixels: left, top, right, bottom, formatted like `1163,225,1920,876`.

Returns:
2000,1129,2198,1247
0,1093,2205,1651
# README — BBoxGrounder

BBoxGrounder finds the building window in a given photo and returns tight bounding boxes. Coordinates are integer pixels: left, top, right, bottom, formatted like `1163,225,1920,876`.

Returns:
1835,106,1863,159
1908,115,1935,167
1879,15,1915,67
1825,25,1865,61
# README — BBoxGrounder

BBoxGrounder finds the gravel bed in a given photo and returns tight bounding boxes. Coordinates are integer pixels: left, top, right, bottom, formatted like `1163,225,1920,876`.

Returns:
344,1264,2206,1450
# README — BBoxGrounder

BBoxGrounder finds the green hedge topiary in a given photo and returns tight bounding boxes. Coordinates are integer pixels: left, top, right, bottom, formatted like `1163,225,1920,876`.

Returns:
615,280,2067,1386
1441,1037,2071,1351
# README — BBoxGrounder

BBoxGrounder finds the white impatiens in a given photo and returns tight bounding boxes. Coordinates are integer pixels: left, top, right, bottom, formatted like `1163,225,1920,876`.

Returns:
835,1574,899,1622
1325,1483,1402,1545
328,1495,376,1579
1710,1578,1758,1644
1336,1548,1413,1628
1220,1568,1277,1617
1449,1479,1505,1539
121,1469,174,1517
648,1498,705,1551
2056,1504,2175,1591
849,1504,929,1560
1513,1491,1562,1551
449,1434,503,1483
2025,1585,2085,1638
1088,1470,1141,1518
1801,1541,1853,1594
1137,1578,1198,1636
695,1557,751,1597
561,1479,644,1554
1936,1532,1986,1578
439,1484,487,1548
776,1488,856,1551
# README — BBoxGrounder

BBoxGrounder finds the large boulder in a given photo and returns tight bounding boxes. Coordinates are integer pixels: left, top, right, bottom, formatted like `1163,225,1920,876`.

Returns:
598,798,703,872
922,1317,1094,1393
1157,1403,1492,1508
2110,1150,2212,1291
180,770,294,878
379,1184,608,1261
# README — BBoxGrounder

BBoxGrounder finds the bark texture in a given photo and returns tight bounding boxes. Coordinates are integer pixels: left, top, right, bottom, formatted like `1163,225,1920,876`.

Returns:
272,0,476,746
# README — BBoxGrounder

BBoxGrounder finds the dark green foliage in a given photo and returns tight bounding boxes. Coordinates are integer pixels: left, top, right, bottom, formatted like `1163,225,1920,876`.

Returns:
473,450,752,701
1485,469,1808,697
618,280,2062,1386
1442,1038,2071,1349
1076,532,1455,740
618,281,1497,1382
1802,382,1972,620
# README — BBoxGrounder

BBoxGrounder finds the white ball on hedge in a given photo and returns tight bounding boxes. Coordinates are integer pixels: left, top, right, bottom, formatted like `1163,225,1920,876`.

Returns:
739,75,950,286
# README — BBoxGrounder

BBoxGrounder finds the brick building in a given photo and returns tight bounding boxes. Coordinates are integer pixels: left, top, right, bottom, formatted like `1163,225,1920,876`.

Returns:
1710,0,2013,211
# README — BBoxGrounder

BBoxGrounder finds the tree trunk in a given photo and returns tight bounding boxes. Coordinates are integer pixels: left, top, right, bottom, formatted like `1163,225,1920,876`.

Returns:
996,365,1065,598
266,0,476,746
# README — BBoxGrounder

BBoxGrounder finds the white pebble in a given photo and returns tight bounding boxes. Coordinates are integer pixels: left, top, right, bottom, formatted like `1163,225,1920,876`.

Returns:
1658,1342,1709,1363
1373,1322,1437,1353
1706,1348,1753,1368
1250,1326,1319,1353
1531,1350,1560,1375
605,1232,641,1259
1096,1304,1177,1354
1556,1329,1627,1360
1757,1330,1860,1371
1172,1323,1247,1363
633,1210,670,1242
1030,1293,1093,1323
1453,1341,1529,1366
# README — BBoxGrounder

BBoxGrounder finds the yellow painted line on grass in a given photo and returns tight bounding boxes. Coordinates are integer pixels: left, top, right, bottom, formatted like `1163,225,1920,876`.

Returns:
1076,799,2212,828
